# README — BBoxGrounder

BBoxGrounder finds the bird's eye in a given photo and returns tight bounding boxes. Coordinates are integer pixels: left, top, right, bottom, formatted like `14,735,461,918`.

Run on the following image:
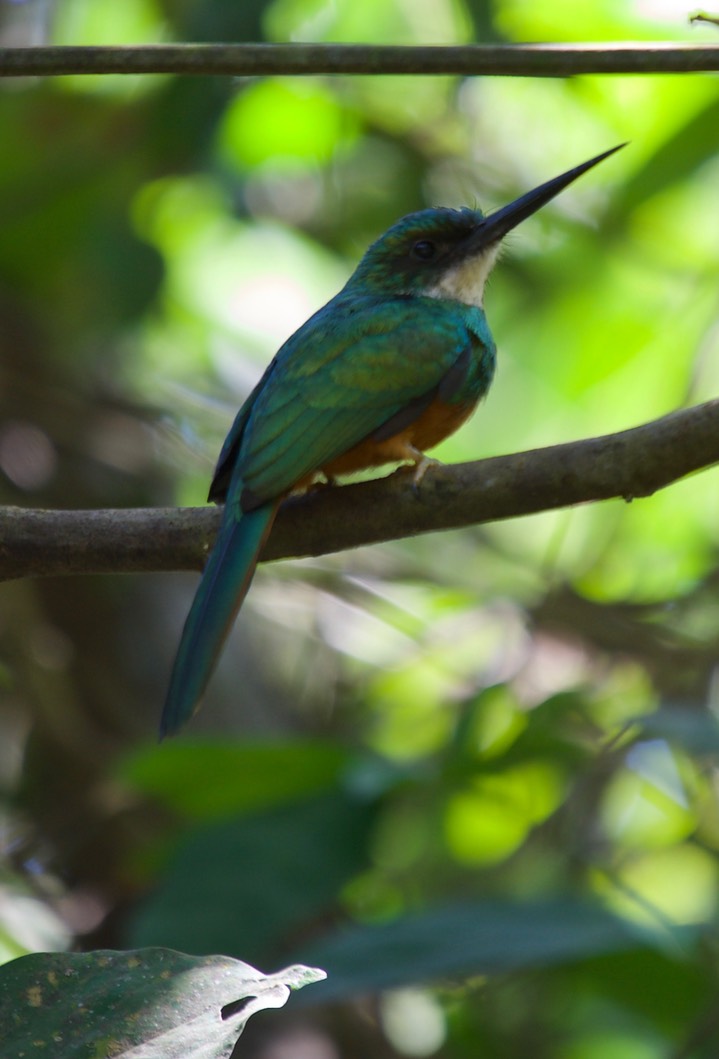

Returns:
412,240,437,260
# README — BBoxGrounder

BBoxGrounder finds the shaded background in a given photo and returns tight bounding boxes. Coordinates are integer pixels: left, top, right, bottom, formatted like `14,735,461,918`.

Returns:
2,0,719,1056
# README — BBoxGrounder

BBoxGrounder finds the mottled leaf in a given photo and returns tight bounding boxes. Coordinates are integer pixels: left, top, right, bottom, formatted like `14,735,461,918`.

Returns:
0,948,325,1059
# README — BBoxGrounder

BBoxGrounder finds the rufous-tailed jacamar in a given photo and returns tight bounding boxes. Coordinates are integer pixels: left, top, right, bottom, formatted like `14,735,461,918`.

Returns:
161,145,623,737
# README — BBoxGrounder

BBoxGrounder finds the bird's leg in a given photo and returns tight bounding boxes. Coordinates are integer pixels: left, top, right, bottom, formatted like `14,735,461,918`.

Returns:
411,452,440,494
389,439,440,495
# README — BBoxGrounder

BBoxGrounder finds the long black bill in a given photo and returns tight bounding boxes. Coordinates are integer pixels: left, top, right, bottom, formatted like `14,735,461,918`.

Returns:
473,143,626,248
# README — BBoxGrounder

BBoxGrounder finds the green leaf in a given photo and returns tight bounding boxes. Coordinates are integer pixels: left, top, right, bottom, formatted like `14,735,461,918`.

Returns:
129,790,376,961
0,947,325,1059
218,79,357,171
120,739,349,821
295,898,688,1002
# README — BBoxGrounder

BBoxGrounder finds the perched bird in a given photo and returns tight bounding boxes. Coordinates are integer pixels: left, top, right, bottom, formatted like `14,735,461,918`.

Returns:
161,145,623,737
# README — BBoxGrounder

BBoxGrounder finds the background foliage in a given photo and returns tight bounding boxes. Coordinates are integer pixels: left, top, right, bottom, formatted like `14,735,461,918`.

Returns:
2,0,719,1056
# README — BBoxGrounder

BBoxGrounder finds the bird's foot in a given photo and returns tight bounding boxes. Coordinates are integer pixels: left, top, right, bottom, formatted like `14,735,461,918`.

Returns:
410,452,440,497
388,442,440,497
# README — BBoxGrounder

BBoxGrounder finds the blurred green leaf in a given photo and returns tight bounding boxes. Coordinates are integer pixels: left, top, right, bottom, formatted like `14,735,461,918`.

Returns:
128,790,376,960
267,0,472,45
53,0,165,46
296,898,683,1002
218,79,359,171
444,760,565,865
120,739,350,820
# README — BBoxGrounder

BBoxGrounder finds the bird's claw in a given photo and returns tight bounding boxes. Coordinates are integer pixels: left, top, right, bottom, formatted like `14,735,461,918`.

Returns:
411,454,439,497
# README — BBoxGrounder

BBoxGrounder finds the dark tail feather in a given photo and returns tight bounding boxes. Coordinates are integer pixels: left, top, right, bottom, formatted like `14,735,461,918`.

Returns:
160,501,279,738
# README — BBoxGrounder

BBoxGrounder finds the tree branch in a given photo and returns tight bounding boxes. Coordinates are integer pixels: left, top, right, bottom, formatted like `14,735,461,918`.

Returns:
0,43,719,79
1,399,718,583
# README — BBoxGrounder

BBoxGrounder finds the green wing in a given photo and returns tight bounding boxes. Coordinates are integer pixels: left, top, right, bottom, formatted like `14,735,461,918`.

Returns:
231,292,485,504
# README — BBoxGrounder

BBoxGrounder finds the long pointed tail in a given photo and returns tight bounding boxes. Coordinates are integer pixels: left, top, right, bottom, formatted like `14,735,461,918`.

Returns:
160,500,279,738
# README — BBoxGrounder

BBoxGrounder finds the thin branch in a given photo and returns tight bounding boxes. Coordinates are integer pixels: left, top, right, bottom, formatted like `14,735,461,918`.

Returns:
1,399,718,583
1,43,719,79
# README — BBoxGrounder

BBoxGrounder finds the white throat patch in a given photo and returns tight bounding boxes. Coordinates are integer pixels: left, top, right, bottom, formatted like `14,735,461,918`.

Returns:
424,243,501,309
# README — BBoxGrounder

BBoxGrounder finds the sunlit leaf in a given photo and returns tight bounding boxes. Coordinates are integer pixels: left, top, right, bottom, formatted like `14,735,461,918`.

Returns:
593,844,719,927
218,79,357,170
444,761,565,865
0,948,325,1059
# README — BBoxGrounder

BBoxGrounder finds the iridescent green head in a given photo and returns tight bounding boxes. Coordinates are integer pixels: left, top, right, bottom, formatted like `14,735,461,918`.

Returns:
346,145,624,306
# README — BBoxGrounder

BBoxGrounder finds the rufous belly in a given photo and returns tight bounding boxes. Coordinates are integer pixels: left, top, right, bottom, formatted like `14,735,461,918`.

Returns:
320,396,476,478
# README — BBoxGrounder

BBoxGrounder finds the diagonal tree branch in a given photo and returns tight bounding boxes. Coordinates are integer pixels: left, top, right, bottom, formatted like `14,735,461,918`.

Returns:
1,399,718,583
0,43,719,79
